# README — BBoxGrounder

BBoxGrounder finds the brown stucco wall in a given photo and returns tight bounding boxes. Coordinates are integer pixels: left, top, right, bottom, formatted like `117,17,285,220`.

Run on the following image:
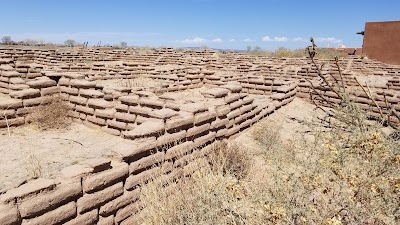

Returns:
363,21,400,65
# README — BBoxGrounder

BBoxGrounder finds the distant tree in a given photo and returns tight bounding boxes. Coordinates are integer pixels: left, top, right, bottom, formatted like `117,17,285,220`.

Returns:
253,46,262,52
246,46,252,52
1,36,12,45
120,42,128,48
24,39,39,46
64,39,76,47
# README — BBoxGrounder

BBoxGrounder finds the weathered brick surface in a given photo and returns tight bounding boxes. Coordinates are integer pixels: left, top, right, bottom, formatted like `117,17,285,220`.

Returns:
99,188,140,217
0,204,21,225
1,178,56,204
21,201,76,225
83,161,128,193
63,209,98,225
77,182,124,214
18,181,81,218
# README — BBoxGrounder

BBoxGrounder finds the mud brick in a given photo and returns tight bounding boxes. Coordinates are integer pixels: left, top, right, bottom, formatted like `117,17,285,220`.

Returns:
201,88,229,98
19,181,81,218
194,111,215,125
111,137,157,160
226,125,241,137
77,182,123,214
193,131,216,148
79,89,104,98
64,209,98,225
106,119,127,130
9,89,40,99
226,108,241,120
79,113,87,120
101,127,121,136
180,102,208,113
240,104,253,114
124,167,160,191
75,105,94,115
210,118,228,129
148,108,178,119
0,178,56,204
83,120,101,129
248,78,265,85
224,93,240,104
165,100,181,110
87,115,106,125
61,164,93,181
115,104,128,112
98,215,114,225
26,79,56,88
186,123,210,138
165,141,194,160
122,121,165,139
83,161,128,193
21,201,76,225
88,98,113,109
229,99,244,110
9,77,24,84
0,203,21,225
23,96,52,107
114,112,135,123
95,108,116,119
165,113,194,131
156,130,186,148
242,96,254,105
0,109,15,118
118,95,140,106
0,116,24,128
41,86,60,96
216,128,228,137
99,188,141,217
9,83,29,90
0,81,9,89
0,99,22,109
69,95,88,105
271,93,285,100
139,98,164,109
128,105,152,115
58,77,70,86
70,79,96,88
114,201,142,224
1,71,20,77
60,86,79,95
129,152,165,174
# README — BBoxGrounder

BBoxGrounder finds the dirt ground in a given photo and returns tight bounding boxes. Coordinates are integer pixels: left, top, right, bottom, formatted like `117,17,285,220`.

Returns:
0,123,134,192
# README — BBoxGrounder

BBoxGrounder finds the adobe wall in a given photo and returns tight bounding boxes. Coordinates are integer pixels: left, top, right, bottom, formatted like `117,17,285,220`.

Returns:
0,46,400,225
362,21,400,65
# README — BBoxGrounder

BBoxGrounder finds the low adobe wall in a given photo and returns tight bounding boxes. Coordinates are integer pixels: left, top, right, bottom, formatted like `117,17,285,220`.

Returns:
0,70,297,225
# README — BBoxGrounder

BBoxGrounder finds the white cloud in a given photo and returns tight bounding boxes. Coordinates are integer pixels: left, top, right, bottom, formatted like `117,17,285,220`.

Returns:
274,37,288,42
179,37,207,44
262,35,288,42
262,36,272,42
243,38,253,42
292,37,308,42
229,39,236,42
212,38,223,43
316,37,342,44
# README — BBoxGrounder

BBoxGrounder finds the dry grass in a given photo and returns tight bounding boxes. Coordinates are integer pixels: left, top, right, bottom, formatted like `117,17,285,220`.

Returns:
245,47,347,59
137,100,399,224
23,153,42,179
30,96,71,130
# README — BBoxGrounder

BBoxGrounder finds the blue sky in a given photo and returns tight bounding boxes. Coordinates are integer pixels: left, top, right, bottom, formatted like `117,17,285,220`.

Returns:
1,0,399,50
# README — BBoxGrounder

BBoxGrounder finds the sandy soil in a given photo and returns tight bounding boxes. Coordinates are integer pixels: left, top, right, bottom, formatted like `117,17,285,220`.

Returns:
96,77,165,89
0,123,134,192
